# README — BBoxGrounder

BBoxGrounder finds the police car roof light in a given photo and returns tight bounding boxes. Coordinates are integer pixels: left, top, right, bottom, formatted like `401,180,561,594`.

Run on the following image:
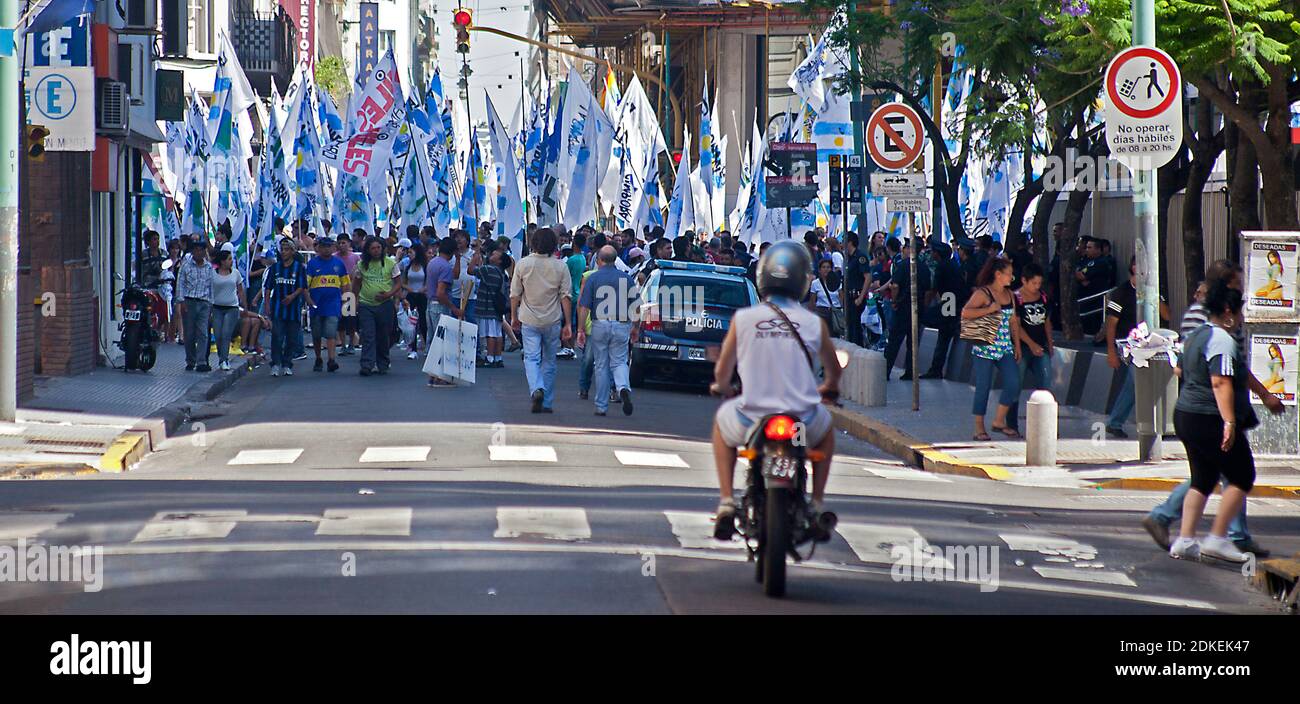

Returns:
654,259,747,276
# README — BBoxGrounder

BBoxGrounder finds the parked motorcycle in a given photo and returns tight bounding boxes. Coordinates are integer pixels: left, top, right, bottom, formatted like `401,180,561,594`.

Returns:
725,412,837,598
117,260,171,372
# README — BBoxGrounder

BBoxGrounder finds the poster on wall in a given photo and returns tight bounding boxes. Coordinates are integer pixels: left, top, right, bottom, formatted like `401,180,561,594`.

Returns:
1246,238,1300,316
1251,334,1299,406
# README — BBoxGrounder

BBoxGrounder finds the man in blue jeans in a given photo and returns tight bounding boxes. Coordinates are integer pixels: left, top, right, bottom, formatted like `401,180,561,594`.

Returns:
509,227,573,413
577,246,636,416
1104,258,1168,437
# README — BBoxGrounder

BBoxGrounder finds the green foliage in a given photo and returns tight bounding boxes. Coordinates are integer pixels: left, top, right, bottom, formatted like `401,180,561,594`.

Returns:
1157,0,1297,82
315,56,351,107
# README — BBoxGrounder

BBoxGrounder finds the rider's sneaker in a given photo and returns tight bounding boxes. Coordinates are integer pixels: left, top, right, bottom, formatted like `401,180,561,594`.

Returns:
713,500,737,540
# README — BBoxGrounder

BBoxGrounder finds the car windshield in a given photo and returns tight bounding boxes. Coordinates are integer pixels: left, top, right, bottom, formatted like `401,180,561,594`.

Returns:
659,274,752,308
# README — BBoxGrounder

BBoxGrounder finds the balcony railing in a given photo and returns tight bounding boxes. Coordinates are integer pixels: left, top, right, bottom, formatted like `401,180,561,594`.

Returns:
230,8,296,96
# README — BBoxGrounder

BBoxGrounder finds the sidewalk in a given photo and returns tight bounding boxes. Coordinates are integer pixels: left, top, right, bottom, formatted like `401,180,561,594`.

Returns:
1,344,250,477
832,376,1300,498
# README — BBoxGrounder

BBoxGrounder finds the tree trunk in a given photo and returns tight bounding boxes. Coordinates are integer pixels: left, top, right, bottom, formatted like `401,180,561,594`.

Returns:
1181,94,1224,302
1228,126,1261,251
1157,154,1189,302
1006,175,1041,254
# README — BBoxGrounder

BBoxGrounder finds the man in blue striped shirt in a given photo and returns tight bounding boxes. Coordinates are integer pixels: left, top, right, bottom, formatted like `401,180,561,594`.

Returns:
261,238,311,376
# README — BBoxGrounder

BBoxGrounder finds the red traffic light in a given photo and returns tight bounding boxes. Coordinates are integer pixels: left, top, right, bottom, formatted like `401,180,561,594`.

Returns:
453,8,472,26
671,151,682,165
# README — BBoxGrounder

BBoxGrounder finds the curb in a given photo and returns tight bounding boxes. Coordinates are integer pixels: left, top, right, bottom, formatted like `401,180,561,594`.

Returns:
831,404,1300,494
88,359,253,474
829,405,1012,481
1093,477,1300,499
0,464,100,480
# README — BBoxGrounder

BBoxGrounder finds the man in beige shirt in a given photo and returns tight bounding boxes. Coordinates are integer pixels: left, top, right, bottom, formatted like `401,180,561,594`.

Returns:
510,227,573,413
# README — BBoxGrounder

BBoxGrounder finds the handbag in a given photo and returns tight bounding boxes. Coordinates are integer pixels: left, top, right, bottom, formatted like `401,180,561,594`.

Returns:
959,287,1001,345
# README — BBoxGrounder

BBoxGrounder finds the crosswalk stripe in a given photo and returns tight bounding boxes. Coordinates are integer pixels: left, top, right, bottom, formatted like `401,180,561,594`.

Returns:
999,533,1099,561
228,449,304,466
616,451,690,468
494,507,590,541
1032,565,1137,587
316,508,412,536
663,511,745,550
358,446,431,463
861,467,953,483
132,511,248,542
836,523,954,569
0,511,72,542
488,445,557,463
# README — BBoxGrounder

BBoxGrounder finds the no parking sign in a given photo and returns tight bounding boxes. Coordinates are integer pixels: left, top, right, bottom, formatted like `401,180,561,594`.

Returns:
1104,46,1183,169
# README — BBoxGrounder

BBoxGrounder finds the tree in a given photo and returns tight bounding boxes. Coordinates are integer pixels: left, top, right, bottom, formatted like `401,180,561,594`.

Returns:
315,56,351,108
1158,0,1298,230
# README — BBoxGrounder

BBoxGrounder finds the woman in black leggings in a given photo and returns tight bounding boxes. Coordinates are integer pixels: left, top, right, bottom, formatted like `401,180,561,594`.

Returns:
1169,283,1256,563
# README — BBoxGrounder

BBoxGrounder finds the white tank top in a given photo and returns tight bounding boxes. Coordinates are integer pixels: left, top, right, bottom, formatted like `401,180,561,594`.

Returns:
733,301,823,418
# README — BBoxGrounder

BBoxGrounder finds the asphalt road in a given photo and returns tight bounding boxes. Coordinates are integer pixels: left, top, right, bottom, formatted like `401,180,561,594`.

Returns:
1,348,1296,614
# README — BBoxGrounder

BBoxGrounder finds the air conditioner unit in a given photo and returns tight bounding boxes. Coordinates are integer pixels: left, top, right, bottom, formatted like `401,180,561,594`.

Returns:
97,80,130,136
124,0,157,29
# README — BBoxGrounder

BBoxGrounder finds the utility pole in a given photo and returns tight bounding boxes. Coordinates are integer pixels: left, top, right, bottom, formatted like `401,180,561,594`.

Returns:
1132,0,1161,461
1132,0,1159,331
1,0,20,422
848,1,867,235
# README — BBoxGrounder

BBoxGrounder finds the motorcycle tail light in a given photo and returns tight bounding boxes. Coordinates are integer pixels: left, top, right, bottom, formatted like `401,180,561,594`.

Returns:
764,415,798,441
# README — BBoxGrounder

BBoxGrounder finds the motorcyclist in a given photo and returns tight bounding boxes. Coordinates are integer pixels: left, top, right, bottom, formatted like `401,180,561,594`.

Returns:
710,240,841,539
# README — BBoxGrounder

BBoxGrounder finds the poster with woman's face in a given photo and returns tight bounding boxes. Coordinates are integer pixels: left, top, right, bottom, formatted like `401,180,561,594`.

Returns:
1246,240,1299,316
1251,335,1298,406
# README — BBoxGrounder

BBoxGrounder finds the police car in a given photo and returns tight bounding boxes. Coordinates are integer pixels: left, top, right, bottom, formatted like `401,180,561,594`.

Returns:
630,260,758,388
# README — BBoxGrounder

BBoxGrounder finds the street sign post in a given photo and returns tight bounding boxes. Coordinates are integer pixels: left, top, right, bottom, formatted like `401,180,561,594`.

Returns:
866,103,925,171
1104,45,1183,170
886,196,930,213
764,141,818,208
871,172,926,197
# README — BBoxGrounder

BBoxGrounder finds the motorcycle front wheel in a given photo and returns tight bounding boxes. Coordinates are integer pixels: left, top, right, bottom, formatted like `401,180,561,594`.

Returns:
762,487,790,597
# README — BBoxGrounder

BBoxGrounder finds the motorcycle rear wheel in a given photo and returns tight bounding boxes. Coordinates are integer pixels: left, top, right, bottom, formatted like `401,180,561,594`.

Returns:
762,488,790,597
138,344,156,371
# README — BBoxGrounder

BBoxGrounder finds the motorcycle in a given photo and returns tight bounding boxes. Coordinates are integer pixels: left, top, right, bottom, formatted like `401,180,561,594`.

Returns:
116,260,172,372
727,411,837,598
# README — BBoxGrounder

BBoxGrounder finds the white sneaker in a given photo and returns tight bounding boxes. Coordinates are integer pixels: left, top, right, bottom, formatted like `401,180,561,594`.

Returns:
284,367,294,376
1169,536,1200,560
407,351,418,360
219,360,231,371
1201,534,1249,563
270,366,280,377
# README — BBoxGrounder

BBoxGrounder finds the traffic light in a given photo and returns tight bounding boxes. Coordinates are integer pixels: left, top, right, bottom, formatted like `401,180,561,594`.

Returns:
26,124,49,161
453,8,472,54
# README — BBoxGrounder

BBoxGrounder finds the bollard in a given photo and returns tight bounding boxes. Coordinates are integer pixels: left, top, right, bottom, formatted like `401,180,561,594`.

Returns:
850,348,871,403
839,345,858,403
1025,389,1058,466
860,350,887,407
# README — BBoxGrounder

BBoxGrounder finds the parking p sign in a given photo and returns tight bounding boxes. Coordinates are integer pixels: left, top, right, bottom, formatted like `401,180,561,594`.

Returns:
25,66,94,152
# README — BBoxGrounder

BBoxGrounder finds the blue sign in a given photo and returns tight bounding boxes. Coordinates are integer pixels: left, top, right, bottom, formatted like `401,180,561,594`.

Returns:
34,72,77,120
26,17,89,67
358,3,379,77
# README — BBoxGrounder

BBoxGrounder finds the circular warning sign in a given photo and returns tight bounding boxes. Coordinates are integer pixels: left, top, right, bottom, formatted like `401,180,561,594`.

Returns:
1104,46,1184,169
866,103,925,171
1105,46,1180,120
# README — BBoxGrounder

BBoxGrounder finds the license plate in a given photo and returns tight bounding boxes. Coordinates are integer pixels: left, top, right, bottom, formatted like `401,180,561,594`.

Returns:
124,310,141,322
687,347,706,361
762,455,799,480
